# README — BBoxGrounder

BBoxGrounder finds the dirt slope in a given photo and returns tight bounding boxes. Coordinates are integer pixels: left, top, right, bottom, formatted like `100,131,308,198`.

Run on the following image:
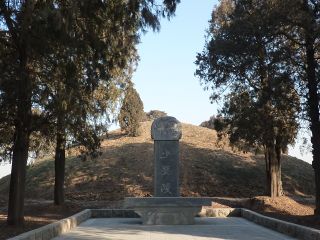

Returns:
0,121,314,201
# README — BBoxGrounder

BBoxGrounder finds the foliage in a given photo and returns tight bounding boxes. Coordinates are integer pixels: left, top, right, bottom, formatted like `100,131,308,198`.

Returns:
200,115,216,130
195,0,301,197
196,0,300,149
273,0,320,214
118,84,144,137
144,110,167,121
200,115,226,131
0,0,180,224
0,0,181,161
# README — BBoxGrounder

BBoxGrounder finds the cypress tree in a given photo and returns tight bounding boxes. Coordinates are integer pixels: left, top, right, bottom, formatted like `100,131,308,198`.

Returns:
0,0,180,225
195,0,300,197
118,84,144,137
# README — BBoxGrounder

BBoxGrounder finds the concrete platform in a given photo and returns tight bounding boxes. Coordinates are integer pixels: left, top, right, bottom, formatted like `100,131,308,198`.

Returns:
52,217,296,240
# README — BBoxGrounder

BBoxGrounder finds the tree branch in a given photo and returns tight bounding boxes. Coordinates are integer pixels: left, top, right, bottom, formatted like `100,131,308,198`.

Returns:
0,1,18,49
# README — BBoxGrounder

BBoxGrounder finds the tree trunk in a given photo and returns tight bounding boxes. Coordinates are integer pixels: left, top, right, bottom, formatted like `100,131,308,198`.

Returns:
304,30,320,215
54,115,66,205
7,55,31,226
275,137,283,196
7,128,30,226
264,147,271,196
265,143,282,198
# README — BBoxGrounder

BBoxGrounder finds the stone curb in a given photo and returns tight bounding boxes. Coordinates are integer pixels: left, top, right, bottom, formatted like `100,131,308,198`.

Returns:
202,208,320,240
7,209,91,240
241,209,320,240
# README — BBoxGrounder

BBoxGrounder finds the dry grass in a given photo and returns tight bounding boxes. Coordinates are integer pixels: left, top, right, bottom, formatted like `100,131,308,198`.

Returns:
0,121,314,201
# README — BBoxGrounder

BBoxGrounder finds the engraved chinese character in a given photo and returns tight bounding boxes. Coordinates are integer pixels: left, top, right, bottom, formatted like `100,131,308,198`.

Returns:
160,166,170,176
160,183,172,194
160,149,170,160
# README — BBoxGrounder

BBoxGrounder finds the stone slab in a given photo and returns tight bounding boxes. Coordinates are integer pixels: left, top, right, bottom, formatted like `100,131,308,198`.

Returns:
124,197,213,207
90,209,139,218
52,217,296,240
124,197,212,225
134,206,202,225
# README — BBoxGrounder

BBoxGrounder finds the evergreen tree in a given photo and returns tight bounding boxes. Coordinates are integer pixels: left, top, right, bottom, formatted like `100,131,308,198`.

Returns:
200,115,217,130
118,84,144,136
195,0,300,197
269,0,320,214
0,0,180,225
144,110,167,121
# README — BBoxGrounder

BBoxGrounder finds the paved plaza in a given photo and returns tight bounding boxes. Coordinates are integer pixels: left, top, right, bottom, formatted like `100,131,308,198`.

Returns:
52,217,295,240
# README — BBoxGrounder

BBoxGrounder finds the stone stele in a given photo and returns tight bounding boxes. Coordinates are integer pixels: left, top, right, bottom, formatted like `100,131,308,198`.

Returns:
152,116,182,197
124,116,212,225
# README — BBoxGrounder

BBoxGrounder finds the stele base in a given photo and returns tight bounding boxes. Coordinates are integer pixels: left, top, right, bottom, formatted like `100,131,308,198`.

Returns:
124,197,212,225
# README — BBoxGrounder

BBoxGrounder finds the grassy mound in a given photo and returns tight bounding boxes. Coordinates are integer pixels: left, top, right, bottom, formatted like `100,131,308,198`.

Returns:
0,121,314,201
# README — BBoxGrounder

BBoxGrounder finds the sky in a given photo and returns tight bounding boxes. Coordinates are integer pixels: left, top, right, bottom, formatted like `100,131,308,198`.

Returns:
0,0,313,178
133,1,217,125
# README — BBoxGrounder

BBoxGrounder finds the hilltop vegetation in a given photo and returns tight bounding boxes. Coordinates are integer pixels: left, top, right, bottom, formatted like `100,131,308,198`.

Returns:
0,121,314,201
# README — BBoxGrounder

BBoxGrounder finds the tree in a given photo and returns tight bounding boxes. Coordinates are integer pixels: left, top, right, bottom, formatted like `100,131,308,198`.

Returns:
0,0,51,225
118,84,144,136
200,115,217,130
39,40,134,205
229,0,320,214
195,0,300,197
48,50,135,205
219,86,299,196
0,0,180,225
268,0,320,214
144,110,167,121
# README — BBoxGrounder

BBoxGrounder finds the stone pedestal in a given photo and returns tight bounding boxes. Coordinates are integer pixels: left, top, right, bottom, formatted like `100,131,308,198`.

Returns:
137,207,201,225
124,197,212,225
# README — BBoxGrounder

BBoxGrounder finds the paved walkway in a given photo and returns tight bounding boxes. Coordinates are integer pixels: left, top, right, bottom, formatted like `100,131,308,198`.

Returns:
52,217,295,240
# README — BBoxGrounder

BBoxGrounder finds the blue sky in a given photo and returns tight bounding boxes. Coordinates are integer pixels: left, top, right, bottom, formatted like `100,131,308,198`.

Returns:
0,0,312,178
133,0,217,125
